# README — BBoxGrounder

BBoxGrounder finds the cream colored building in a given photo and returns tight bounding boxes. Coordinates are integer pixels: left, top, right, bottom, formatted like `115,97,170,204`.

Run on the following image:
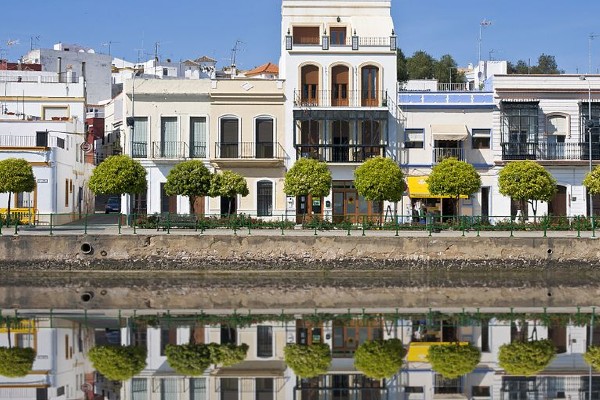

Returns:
122,77,287,217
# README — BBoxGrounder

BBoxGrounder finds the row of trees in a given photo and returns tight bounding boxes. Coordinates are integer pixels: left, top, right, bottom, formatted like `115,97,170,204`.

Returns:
396,50,563,82
89,156,249,214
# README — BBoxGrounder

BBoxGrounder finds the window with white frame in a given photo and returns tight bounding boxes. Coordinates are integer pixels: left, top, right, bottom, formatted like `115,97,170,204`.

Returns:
190,117,207,158
132,117,148,158
220,378,238,400
131,378,147,400
220,118,239,158
404,128,424,148
256,325,273,357
161,117,178,157
256,118,274,158
256,378,274,400
189,378,206,400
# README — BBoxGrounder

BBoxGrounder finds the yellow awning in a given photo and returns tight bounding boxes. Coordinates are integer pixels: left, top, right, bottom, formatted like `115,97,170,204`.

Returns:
406,342,470,362
0,319,36,334
431,124,468,141
406,176,468,199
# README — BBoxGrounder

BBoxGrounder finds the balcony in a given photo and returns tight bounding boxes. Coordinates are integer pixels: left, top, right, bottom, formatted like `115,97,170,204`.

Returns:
501,142,600,161
294,90,386,108
433,147,464,163
131,142,147,158
152,141,191,159
211,142,287,167
0,134,62,148
296,145,385,163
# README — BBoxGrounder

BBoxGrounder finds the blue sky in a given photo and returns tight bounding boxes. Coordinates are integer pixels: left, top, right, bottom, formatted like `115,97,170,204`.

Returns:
1,1,600,74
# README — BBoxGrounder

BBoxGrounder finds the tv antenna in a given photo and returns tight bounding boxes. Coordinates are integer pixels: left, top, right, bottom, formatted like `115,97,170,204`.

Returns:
30,35,40,50
101,41,120,56
230,40,244,67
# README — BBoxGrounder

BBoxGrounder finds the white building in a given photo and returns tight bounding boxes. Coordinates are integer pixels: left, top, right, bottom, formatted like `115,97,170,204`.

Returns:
0,69,94,222
23,43,113,105
490,74,600,218
280,0,399,223
0,317,95,400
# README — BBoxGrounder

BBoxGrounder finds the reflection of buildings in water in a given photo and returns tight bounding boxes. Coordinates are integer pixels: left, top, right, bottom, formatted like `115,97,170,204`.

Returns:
1,311,598,400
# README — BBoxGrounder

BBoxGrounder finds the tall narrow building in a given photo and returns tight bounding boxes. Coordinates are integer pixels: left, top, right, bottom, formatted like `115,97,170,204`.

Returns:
280,0,399,223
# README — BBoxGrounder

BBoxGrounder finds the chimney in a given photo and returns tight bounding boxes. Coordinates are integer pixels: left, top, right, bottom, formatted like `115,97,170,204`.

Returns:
56,57,62,82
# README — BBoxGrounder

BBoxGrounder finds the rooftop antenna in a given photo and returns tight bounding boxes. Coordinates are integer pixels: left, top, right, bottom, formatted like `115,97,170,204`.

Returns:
154,41,160,61
29,35,40,51
230,40,244,67
101,41,120,56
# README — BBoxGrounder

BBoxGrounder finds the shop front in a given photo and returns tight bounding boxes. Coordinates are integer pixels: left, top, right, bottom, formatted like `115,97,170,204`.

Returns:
406,176,467,222
332,180,383,224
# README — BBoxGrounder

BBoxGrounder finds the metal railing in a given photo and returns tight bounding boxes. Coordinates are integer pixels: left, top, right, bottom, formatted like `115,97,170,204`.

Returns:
214,142,286,159
291,36,391,47
152,141,189,159
131,142,148,158
433,147,464,163
294,90,385,108
189,142,207,158
501,142,600,161
2,212,599,238
0,134,61,148
296,145,385,163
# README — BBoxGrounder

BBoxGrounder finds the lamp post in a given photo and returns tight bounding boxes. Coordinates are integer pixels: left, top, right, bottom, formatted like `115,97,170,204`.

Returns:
478,19,492,66
589,33,600,74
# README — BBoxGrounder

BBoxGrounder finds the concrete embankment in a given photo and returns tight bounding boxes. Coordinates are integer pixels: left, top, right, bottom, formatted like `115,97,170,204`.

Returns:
0,234,598,270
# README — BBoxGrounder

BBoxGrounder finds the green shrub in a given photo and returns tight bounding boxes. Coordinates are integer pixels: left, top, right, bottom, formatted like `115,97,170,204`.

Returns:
428,343,481,379
498,339,555,376
0,347,36,377
209,343,249,367
284,343,332,378
165,344,212,376
354,339,406,379
88,345,147,381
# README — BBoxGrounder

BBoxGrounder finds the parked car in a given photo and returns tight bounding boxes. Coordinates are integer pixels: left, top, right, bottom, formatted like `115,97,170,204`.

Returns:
105,197,121,214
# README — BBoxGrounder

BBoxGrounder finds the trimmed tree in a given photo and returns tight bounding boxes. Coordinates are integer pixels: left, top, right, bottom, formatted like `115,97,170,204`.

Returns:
427,343,481,379
89,155,147,212
88,345,147,381
584,166,600,214
208,343,249,367
354,339,406,379
498,339,556,376
164,160,211,214
354,156,405,211
208,170,249,215
0,158,35,225
584,345,600,371
498,160,557,221
0,347,36,378
284,343,332,378
165,343,213,376
284,158,332,199
426,157,481,217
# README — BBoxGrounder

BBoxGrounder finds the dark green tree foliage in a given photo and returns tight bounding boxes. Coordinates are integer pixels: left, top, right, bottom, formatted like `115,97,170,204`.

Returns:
89,155,147,195
284,343,332,378
88,345,147,381
0,347,36,377
433,54,465,84
427,343,481,379
164,160,212,214
427,158,481,215
406,51,435,80
396,48,409,82
165,344,212,376
354,156,405,202
354,339,406,379
498,339,556,376
508,54,563,74
498,161,557,219
584,345,600,371
208,170,249,214
0,158,35,218
284,158,332,198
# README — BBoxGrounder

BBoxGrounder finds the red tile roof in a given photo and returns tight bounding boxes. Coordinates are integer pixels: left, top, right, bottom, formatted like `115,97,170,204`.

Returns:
245,62,279,77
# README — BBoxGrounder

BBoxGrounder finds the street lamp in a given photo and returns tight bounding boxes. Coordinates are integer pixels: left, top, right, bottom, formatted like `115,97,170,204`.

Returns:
478,19,492,66
589,33,600,74
580,75,594,220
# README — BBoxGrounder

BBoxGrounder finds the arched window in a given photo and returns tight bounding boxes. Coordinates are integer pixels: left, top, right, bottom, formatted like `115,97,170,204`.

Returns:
257,180,273,217
361,65,379,106
301,65,319,106
331,65,349,106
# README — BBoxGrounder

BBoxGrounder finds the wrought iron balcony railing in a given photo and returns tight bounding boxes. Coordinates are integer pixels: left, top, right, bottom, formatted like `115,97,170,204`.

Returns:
214,142,286,159
296,144,385,163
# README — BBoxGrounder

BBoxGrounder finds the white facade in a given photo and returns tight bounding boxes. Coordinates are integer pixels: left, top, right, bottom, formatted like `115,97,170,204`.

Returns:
0,318,94,400
24,44,113,105
280,0,399,222
0,71,94,220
